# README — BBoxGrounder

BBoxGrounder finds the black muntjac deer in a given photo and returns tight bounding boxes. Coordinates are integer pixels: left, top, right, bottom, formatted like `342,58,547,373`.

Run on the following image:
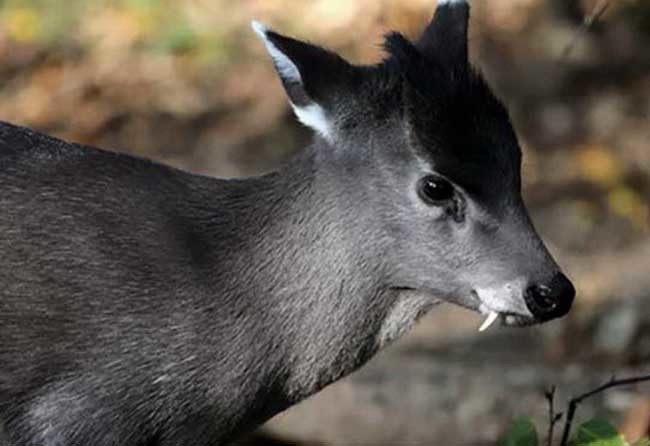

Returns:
0,0,574,444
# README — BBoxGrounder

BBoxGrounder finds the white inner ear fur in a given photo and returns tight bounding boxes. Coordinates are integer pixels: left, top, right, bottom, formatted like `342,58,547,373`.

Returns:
290,103,331,142
251,20,333,142
437,0,468,5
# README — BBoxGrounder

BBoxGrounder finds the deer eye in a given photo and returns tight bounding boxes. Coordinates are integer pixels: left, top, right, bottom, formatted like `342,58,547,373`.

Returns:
417,175,455,205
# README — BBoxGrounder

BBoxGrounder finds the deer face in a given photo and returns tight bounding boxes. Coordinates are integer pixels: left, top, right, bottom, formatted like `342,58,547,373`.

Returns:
252,0,574,331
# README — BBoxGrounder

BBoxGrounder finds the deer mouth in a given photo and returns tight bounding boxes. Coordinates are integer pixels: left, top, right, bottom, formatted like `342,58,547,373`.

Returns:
393,287,536,332
477,310,537,331
471,290,537,332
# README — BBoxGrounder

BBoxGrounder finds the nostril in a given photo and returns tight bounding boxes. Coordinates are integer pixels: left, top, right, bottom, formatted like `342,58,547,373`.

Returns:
528,285,557,310
524,273,575,321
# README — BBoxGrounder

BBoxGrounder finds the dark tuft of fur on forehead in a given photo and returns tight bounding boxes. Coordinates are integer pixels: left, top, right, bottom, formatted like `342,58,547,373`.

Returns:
378,32,523,209
382,31,469,104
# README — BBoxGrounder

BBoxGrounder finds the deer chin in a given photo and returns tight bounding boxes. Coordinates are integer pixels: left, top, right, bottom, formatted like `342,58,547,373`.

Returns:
377,288,444,348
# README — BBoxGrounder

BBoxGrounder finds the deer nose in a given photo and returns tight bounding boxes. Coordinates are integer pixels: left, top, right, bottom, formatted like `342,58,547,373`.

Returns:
524,273,575,321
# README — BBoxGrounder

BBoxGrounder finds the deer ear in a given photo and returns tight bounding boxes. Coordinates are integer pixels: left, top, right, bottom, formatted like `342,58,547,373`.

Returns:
417,0,470,69
252,21,353,142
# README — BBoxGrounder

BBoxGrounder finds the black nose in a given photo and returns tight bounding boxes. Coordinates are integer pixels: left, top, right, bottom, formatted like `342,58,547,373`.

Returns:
524,273,575,321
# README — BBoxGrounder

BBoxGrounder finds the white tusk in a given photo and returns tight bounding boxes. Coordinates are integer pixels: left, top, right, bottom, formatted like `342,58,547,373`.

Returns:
478,311,499,332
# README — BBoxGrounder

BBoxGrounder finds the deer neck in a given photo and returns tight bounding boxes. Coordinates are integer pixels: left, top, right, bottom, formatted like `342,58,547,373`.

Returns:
193,145,394,433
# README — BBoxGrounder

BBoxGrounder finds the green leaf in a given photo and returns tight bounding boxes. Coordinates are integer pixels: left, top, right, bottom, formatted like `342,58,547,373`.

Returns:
499,417,539,446
572,418,625,446
632,438,650,446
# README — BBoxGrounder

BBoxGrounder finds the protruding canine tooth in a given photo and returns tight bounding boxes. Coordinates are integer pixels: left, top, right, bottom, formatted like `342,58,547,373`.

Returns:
478,311,499,332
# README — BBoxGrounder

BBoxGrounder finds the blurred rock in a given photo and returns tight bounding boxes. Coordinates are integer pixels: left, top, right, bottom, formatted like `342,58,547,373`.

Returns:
593,302,639,356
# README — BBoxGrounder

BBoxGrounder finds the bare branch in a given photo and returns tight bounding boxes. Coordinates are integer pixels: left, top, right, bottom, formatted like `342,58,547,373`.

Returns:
545,386,563,446
560,373,650,446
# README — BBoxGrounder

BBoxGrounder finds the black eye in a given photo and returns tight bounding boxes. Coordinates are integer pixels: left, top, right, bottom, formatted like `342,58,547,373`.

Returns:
417,175,455,205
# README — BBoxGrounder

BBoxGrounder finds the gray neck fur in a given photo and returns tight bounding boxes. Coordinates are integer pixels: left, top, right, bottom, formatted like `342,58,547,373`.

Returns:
163,141,400,439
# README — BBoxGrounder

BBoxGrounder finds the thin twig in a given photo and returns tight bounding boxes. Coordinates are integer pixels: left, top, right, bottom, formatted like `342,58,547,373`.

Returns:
545,386,563,446
559,0,612,62
560,374,650,446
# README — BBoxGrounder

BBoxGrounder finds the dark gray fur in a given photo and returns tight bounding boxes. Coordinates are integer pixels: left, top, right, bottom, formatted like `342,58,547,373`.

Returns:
0,2,573,445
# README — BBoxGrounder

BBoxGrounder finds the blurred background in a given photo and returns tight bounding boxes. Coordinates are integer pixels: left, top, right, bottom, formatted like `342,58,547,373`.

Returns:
0,0,648,444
